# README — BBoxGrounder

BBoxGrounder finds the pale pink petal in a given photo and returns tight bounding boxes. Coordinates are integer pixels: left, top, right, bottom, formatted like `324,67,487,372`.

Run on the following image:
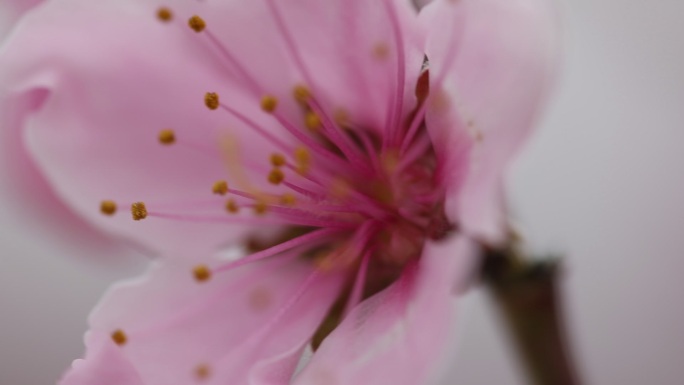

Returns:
61,256,344,385
0,89,127,262
59,332,144,385
294,236,475,385
0,0,289,256
421,0,558,241
0,0,42,37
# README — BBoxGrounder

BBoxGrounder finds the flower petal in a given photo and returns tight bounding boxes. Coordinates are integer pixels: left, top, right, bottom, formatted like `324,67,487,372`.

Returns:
0,0,290,256
61,256,344,385
0,0,42,38
59,332,145,385
421,0,558,241
294,235,474,385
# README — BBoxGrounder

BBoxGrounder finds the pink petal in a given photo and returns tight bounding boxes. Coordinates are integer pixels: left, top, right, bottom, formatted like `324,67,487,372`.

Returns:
59,332,145,385
0,0,288,257
0,88,127,263
421,0,558,241
62,256,344,385
0,0,42,37
294,236,475,385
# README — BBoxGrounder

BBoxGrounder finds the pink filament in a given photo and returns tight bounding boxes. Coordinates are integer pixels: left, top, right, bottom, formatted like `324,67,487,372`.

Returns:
214,227,345,274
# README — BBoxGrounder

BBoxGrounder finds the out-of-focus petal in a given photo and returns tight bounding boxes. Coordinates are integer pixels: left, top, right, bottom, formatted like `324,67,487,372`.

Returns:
59,332,145,385
294,235,474,385
421,0,558,241
0,0,42,38
60,256,344,385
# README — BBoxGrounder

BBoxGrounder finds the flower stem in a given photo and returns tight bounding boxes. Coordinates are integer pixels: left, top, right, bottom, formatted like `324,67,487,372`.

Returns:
480,244,582,385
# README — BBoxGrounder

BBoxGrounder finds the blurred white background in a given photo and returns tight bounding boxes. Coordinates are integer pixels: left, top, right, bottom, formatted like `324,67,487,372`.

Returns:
1,0,683,384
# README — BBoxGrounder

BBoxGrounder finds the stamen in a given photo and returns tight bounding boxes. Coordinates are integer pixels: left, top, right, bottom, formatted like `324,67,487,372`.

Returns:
218,102,292,152
149,211,351,228
304,112,321,132
305,98,372,173
293,146,311,174
158,129,176,145
270,153,286,167
100,200,117,216
344,249,372,316
204,92,219,110
156,7,173,22
225,199,240,213
330,177,351,199
131,202,148,221
213,228,343,273
267,168,285,185
382,0,407,148
188,15,206,33
212,180,229,195
280,193,297,207
260,95,278,113
293,85,310,104
111,329,127,346
189,20,360,173
194,364,211,381
193,265,212,282
283,181,326,201
333,109,349,127
253,200,269,215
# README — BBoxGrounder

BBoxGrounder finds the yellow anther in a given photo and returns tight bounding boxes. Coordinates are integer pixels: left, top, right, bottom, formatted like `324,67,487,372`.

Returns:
111,329,127,346
267,168,285,185
330,177,351,199
253,200,269,215
157,7,173,22
204,92,219,110
373,42,390,60
188,15,206,32
304,112,321,131
293,147,311,174
333,109,350,126
193,265,212,282
293,85,310,104
131,202,148,221
381,149,400,174
225,199,240,213
212,180,229,195
158,129,176,145
100,200,117,216
260,95,278,113
270,153,286,167
280,193,296,207
195,364,211,380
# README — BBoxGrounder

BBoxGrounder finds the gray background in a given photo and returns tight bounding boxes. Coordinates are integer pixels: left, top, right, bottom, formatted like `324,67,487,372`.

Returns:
1,0,683,383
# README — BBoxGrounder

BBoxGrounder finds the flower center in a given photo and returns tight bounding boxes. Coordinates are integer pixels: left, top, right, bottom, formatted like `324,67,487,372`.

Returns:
100,7,455,304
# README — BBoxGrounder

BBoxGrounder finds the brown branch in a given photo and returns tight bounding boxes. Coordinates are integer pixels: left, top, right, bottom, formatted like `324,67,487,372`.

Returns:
480,244,582,385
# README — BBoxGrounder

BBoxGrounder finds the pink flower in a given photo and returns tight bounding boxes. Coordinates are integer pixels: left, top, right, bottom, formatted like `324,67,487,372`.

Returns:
0,0,556,384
